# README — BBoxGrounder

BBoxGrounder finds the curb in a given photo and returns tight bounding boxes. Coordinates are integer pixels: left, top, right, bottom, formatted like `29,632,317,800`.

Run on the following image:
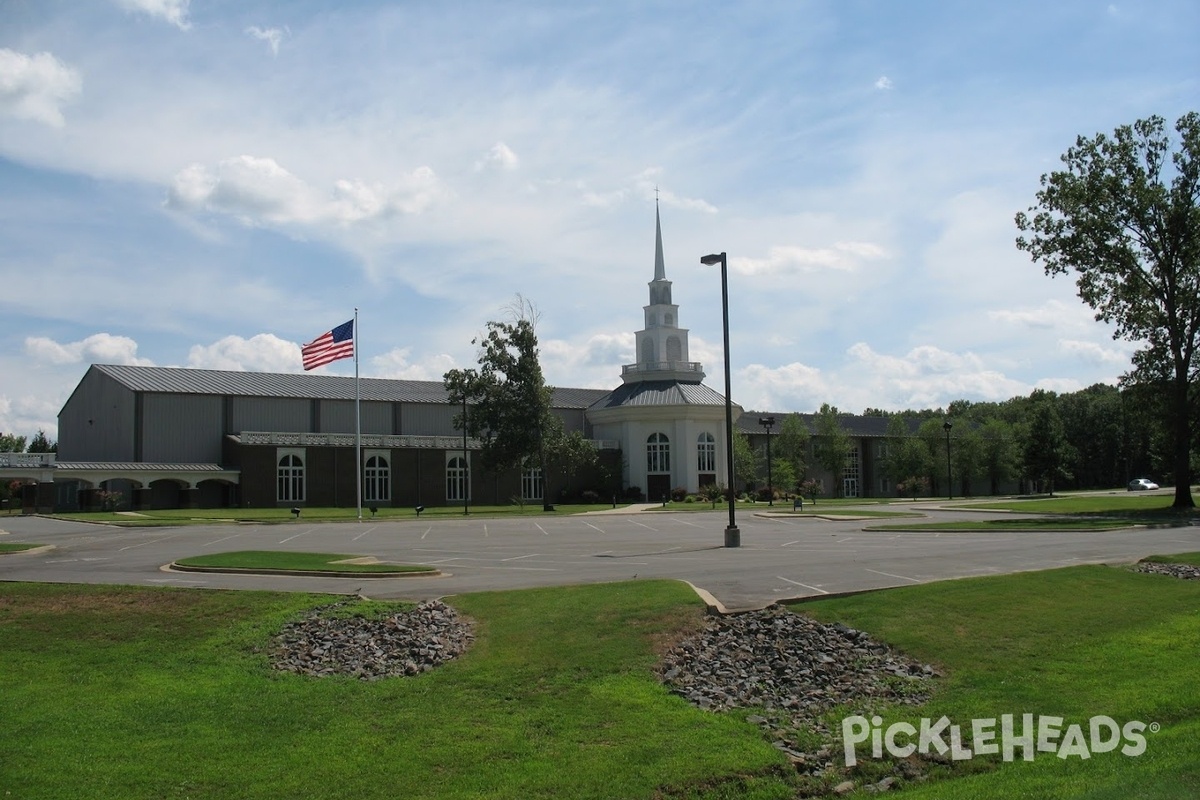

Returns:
164,562,445,579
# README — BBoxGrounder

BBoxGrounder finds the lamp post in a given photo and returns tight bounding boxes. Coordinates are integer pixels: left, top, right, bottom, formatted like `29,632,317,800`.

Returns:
943,419,953,501
758,416,775,506
700,252,740,548
462,395,470,516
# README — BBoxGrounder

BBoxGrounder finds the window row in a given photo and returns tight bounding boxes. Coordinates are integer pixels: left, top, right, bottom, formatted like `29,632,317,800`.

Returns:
646,432,717,474
275,452,542,503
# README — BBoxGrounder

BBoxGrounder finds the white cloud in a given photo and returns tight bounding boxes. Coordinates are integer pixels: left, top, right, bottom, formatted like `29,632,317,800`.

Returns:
1058,338,1129,366
874,75,893,90
186,334,301,372
25,334,154,366
0,49,82,128
988,300,1096,330
734,242,887,276
165,155,447,227
115,0,191,30
476,142,520,171
371,348,457,381
245,26,287,56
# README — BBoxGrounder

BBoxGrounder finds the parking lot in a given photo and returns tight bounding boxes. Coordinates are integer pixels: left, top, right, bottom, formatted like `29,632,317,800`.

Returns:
3,506,1199,610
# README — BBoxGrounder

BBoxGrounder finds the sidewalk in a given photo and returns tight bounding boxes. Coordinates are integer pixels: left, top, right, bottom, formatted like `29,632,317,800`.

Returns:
578,503,662,515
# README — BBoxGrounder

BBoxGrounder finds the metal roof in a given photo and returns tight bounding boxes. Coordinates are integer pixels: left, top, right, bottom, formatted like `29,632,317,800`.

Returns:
589,380,728,410
54,462,231,471
90,364,610,409
735,411,914,437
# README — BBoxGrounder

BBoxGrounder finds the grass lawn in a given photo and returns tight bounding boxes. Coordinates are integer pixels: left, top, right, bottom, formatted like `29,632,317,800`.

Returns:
172,550,437,574
961,491,1199,517
866,518,1136,532
0,542,44,553
3,562,1198,798
797,562,1200,798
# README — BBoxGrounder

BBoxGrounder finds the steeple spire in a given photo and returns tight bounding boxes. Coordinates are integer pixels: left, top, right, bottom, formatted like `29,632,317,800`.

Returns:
654,197,666,281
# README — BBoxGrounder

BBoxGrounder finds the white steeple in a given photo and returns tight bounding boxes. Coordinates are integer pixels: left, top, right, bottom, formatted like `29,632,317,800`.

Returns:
622,202,705,384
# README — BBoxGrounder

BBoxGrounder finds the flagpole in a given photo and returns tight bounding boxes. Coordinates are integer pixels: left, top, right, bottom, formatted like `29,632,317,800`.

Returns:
354,307,362,522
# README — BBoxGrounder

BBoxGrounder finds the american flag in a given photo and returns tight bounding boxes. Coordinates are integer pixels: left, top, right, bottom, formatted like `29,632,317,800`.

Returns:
301,319,354,370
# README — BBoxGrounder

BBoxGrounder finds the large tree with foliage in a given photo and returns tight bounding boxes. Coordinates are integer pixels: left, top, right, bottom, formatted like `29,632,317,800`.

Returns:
1015,112,1199,509
880,414,932,497
1022,390,1074,495
443,300,594,510
812,403,851,497
774,413,809,487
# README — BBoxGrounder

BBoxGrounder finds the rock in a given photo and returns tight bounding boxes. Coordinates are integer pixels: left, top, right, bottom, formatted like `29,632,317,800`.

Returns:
1134,562,1200,581
270,599,473,680
833,780,856,795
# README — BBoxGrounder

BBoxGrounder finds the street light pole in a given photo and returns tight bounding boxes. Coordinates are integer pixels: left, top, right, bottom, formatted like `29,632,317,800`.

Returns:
759,416,775,506
701,252,740,548
943,419,953,501
463,395,470,516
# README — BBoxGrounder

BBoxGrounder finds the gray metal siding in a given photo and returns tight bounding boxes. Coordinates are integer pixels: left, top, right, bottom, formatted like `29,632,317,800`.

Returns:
230,397,311,433
555,408,588,434
318,400,392,434
141,393,224,462
402,402,458,436
57,368,136,461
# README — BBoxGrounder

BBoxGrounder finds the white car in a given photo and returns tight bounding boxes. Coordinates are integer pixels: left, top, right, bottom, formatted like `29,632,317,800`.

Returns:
1127,478,1159,491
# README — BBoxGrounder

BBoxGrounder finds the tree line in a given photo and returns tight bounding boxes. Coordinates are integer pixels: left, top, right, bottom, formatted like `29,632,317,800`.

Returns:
737,380,1195,501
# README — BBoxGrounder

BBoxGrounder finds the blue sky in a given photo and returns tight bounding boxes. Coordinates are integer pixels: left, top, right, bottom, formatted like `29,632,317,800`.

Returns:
1,0,1196,442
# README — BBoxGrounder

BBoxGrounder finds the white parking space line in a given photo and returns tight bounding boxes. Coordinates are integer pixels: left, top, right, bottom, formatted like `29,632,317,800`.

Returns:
629,520,658,531
420,526,433,540
501,554,541,562
202,533,243,547
582,522,606,534
278,529,315,544
535,523,549,536
352,526,377,541
118,534,179,551
777,576,829,594
672,517,705,529
865,568,921,583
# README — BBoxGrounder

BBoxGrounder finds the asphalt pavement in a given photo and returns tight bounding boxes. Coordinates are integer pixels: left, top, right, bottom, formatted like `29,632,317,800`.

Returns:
2,505,1198,611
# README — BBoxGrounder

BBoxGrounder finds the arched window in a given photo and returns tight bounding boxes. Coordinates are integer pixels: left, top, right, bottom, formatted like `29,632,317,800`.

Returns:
364,455,390,503
666,335,682,362
646,433,670,473
641,339,656,365
697,432,716,473
277,454,304,502
521,466,543,501
446,456,469,502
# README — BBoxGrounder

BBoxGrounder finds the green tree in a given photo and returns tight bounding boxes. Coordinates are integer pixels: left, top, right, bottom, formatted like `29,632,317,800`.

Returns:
444,301,594,510
951,424,984,497
27,430,55,454
917,418,952,496
880,415,919,495
731,430,755,495
0,433,26,452
812,403,851,497
1015,112,1199,509
1022,390,1074,495
774,413,809,488
979,417,1020,495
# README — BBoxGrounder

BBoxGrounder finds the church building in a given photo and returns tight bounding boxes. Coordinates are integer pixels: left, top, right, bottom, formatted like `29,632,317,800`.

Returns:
2,207,904,513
